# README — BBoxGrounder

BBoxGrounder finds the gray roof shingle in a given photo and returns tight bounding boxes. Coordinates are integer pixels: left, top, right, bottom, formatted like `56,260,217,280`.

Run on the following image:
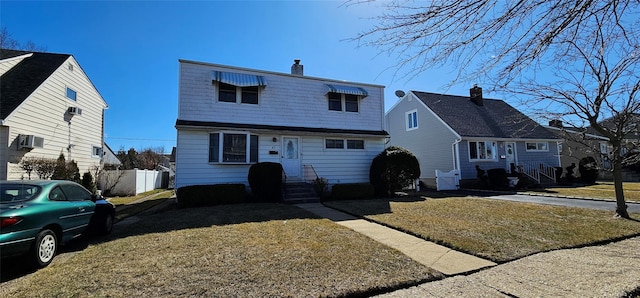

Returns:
413,91,559,139
1,49,71,120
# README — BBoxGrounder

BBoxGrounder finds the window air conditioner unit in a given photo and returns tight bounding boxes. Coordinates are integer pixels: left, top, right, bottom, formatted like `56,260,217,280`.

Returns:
68,107,82,115
18,135,45,149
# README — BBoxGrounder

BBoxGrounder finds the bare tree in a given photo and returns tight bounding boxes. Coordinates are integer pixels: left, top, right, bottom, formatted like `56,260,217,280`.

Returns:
0,26,46,51
353,0,640,218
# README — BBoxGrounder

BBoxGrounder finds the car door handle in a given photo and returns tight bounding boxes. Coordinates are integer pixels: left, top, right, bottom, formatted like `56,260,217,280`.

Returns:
79,207,85,212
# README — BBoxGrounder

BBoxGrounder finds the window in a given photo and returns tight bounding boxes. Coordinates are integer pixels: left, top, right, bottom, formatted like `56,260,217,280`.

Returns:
326,139,364,150
345,94,359,112
346,140,364,149
325,139,344,149
92,146,103,158
469,141,497,160
327,92,359,112
328,92,342,111
218,82,236,102
218,82,260,104
209,132,258,163
526,142,549,151
406,110,418,131
66,87,77,101
241,86,259,104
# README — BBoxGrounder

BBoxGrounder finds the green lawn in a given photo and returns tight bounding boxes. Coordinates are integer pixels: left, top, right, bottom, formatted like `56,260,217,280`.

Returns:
0,204,438,297
325,196,640,262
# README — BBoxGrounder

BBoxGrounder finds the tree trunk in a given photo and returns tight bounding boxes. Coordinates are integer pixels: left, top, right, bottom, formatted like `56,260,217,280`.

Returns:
612,157,630,219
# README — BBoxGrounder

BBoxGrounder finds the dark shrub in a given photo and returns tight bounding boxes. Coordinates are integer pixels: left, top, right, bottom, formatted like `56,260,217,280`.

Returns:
487,168,508,189
579,157,599,185
81,172,97,194
176,184,246,208
369,146,420,197
248,162,284,202
329,183,375,201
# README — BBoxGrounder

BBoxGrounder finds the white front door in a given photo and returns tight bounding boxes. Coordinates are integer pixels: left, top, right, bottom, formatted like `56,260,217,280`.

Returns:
282,137,301,178
505,142,517,172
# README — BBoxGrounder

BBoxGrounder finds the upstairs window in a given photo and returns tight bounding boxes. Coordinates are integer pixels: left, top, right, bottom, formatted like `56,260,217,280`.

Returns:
469,141,497,161
325,84,367,113
213,71,266,105
218,82,237,103
327,92,360,113
406,110,418,131
209,132,259,164
526,142,549,152
92,146,103,158
66,87,77,101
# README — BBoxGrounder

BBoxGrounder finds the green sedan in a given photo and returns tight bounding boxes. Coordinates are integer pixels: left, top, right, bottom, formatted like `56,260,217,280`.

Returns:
0,180,115,267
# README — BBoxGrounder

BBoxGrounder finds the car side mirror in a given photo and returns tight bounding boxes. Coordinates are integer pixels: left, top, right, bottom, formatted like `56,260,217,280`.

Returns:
91,194,103,202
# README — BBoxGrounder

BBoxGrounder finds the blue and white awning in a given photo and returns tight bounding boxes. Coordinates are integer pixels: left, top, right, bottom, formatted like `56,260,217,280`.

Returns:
213,71,267,87
325,84,368,97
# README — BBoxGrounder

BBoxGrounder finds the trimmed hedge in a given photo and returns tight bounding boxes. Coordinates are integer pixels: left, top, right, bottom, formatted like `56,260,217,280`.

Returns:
329,183,375,201
248,162,283,202
176,184,247,208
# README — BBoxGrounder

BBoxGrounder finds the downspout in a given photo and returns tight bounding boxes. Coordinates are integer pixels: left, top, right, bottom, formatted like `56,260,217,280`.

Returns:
452,138,462,171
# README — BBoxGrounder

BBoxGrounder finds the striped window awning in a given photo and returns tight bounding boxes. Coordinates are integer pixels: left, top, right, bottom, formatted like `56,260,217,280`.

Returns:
326,84,368,97
213,71,267,87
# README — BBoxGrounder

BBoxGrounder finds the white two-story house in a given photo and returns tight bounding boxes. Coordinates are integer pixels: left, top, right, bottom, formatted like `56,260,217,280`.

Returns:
0,49,108,180
175,59,388,189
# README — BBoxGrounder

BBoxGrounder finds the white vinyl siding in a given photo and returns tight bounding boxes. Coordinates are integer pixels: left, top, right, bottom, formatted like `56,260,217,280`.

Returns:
3,57,107,180
175,130,385,188
178,61,384,132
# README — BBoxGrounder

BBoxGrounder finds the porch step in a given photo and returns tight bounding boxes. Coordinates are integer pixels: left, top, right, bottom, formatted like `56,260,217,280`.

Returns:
283,182,319,204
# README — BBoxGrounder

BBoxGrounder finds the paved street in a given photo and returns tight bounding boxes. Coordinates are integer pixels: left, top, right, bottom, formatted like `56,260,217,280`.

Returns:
479,193,640,213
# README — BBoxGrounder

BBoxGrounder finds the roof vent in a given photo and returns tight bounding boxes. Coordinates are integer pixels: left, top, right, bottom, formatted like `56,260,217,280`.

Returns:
291,59,303,76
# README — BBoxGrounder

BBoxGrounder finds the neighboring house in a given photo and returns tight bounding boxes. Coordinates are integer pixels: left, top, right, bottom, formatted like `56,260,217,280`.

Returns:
0,49,108,180
545,120,610,178
175,59,388,189
101,143,122,168
386,86,561,189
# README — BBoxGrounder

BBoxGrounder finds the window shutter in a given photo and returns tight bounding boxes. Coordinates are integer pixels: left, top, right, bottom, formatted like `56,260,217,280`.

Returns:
209,133,219,162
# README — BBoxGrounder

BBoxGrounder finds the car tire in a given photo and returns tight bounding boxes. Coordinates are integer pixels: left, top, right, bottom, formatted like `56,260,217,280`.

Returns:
101,213,114,235
33,229,57,267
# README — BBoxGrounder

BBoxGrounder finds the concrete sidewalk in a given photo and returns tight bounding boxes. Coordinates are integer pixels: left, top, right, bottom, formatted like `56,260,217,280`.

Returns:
295,203,496,276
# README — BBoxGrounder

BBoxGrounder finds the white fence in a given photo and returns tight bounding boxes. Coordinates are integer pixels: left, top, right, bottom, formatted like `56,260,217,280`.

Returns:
100,169,164,196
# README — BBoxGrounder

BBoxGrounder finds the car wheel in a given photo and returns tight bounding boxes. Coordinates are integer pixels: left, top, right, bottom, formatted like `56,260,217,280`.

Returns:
33,229,57,267
101,213,114,235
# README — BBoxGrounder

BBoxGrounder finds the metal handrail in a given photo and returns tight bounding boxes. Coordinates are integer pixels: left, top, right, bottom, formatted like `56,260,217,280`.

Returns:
302,164,319,182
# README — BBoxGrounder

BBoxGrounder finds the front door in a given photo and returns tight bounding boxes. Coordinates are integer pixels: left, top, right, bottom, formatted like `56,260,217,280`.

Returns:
282,137,301,178
505,142,517,172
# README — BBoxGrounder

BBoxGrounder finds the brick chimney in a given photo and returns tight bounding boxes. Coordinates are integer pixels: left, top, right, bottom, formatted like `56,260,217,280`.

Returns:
470,84,483,106
291,59,303,76
549,119,563,128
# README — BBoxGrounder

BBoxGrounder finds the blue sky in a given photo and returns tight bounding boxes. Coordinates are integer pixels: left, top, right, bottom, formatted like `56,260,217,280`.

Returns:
2,1,482,153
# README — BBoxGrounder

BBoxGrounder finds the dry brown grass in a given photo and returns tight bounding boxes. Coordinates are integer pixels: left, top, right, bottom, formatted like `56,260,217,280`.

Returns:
536,182,640,202
325,197,640,263
0,203,439,297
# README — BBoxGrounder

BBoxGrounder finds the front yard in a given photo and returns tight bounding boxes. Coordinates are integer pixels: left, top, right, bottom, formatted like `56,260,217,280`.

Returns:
0,203,438,297
2,191,640,296
325,196,640,262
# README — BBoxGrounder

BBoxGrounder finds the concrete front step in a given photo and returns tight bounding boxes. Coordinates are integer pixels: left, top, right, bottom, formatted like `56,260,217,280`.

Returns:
284,182,319,204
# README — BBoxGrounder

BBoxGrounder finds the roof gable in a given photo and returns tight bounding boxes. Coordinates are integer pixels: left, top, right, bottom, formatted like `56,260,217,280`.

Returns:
412,91,558,139
0,49,71,120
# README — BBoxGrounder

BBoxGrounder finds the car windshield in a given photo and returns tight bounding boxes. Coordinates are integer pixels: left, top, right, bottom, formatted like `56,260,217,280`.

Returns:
0,183,42,203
